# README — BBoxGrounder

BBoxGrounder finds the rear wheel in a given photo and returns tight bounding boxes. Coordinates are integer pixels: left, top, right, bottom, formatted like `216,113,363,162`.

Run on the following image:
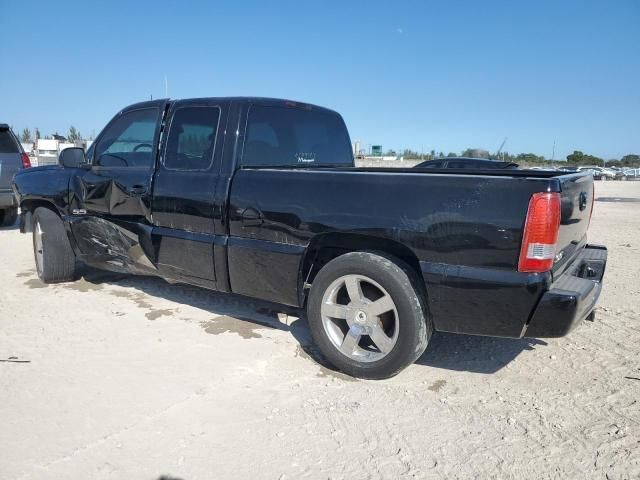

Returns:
307,251,431,379
0,207,18,227
32,207,78,283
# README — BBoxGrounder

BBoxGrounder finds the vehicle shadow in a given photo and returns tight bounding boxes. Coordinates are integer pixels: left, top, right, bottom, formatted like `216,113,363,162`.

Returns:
0,218,19,231
82,269,545,376
416,332,547,374
81,268,314,344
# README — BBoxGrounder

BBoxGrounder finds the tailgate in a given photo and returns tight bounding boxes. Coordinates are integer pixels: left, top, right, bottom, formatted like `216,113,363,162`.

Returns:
553,172,594,276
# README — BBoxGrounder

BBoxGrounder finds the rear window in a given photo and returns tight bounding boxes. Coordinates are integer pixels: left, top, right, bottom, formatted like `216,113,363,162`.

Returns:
242,105,352,167
446,161,471,169
0,130,20,154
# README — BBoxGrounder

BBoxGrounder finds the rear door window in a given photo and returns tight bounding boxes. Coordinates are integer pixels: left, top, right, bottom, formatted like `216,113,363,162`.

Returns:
164,106,221,170
242,105,352,167
0,130,20,153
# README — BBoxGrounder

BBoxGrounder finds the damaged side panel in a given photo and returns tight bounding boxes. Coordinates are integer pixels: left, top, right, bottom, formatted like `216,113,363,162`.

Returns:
67,215,157,275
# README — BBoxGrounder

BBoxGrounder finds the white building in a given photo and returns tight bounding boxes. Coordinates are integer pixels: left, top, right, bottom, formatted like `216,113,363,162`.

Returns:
36,139,60,166
20,142,34,155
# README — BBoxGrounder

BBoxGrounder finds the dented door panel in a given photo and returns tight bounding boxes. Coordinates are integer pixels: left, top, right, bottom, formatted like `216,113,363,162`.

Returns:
68,215,157,274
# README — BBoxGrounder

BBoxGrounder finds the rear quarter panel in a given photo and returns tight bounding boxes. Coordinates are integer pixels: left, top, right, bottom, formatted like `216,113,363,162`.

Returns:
228,168,558,335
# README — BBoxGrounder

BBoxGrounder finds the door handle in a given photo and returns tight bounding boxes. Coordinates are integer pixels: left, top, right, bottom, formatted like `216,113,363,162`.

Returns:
241,207,263,226
130,185,147,195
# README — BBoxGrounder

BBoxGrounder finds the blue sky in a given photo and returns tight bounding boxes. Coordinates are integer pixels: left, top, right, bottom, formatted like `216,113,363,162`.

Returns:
1,0,638,159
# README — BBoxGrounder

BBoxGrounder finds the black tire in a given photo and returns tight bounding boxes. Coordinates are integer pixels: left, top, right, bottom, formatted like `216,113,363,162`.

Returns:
307,251,431,379
32,207,78,283
0,207,18,227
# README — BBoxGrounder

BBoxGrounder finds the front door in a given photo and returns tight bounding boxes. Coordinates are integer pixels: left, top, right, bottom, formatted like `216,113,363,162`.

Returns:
151,99,227,284
69,103,165,271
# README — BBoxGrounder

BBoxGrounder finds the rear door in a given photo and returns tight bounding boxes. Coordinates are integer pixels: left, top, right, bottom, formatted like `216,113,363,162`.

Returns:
0,126,23,191
151,99,228,284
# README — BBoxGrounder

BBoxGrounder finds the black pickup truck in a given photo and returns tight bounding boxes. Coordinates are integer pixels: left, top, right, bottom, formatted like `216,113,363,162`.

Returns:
12,97,607,379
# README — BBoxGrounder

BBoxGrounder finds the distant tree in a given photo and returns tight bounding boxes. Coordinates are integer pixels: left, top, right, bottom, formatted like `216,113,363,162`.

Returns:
462,148,490,159
566,150,584,164
20,128,32,143
621,154,640,167
401,149,421,159
566,150,603,166
35,128,41,140
68,126,81,142
446,152,457,157
516,153,546,163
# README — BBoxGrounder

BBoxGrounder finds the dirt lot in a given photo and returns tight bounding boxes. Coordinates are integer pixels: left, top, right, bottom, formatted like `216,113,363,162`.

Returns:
1,181,638,480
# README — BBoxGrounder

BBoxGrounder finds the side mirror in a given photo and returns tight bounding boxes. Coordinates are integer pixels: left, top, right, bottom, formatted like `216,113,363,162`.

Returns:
59,147,88,168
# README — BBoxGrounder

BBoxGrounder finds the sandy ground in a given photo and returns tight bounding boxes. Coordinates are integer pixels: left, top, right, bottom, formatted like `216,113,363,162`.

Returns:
1,181,639,480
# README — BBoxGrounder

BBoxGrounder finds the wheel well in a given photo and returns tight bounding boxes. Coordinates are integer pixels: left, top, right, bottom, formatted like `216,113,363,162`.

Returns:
19,200,60,233
300,233,423,304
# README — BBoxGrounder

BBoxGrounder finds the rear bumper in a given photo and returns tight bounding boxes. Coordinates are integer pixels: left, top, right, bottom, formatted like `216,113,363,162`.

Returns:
0,190,17,208
524,244,607,337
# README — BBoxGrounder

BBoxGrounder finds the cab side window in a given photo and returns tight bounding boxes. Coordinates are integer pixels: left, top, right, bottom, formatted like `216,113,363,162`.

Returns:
164,106,220,170
94,108,159,168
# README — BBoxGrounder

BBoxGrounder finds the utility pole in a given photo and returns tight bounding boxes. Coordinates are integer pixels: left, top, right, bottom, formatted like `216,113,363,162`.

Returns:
164,75,168,97
496,137,507,161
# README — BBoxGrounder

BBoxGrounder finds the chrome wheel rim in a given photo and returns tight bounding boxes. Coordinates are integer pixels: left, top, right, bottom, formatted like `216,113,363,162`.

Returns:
34,220,44,274
321,274,399,363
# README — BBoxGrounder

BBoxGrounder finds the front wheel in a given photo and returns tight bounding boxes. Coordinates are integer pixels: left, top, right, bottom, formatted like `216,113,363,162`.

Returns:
32,207,78,283
307,252,431,379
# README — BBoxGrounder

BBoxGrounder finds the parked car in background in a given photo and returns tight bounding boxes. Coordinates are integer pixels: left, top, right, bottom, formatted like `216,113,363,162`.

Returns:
606,167,633,180
577,166,616,181
604,167,629,181
0,123,31,226
622,168,640,180
414,157,519,169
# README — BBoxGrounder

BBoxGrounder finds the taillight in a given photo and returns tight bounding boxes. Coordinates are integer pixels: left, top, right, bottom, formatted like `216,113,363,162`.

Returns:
21,153,31,168
518,192,561,273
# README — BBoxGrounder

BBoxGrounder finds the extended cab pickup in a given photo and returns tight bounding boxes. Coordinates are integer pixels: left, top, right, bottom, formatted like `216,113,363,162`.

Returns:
12,97,607,378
